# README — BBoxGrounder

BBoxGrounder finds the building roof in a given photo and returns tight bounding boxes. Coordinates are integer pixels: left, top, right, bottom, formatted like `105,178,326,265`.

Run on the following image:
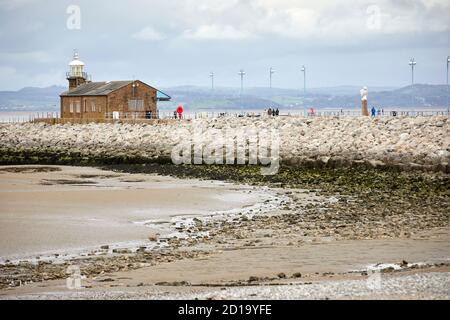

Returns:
69,59,85,66
60,80,171,101
156,90,171,101
69,52,85,66
60,81,132,96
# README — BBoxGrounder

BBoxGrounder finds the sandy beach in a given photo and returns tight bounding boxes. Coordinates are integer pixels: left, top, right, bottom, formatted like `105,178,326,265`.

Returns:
0,164,448,299
0,165,271,260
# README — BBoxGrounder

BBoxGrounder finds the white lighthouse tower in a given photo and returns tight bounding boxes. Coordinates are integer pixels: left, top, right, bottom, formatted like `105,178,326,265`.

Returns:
66,50,88,90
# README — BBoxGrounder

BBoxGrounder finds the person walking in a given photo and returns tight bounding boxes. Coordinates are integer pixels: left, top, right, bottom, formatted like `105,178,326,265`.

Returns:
371,106,376,117
267,108,272,117
275,108,279,116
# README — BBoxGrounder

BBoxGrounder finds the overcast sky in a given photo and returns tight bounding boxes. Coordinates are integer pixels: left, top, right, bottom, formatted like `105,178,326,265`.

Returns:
0,0,449,90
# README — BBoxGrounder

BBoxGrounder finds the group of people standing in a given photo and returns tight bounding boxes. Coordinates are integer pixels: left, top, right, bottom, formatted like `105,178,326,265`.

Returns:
371,107,385,117
266,107,280,117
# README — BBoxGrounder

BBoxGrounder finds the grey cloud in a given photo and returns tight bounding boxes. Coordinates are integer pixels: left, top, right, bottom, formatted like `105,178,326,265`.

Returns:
0,0,449,90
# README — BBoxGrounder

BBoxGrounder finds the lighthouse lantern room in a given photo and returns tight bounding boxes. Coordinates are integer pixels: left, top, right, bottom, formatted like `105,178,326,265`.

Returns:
66,50,89,90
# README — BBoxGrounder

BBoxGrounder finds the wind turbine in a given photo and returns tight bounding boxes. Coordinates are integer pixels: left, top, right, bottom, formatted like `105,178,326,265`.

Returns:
269,67,275,89
409,58,417,107
209,72,214,90
238,69,246,112
301,65,306,116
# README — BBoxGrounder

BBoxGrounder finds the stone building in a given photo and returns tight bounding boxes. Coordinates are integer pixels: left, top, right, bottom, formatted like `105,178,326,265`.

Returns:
60,52,170,120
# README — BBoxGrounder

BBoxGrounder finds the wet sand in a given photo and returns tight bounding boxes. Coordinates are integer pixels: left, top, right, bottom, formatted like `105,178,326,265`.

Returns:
108,229,450,285
0,165,269,260
2,232,449,300
0,165,448,299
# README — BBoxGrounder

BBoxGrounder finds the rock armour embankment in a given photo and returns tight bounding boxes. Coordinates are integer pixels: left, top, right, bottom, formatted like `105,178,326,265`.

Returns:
0,116,449,171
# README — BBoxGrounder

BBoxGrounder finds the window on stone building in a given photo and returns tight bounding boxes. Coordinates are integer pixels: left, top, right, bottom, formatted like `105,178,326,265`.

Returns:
76,102,81,113
91,100,96,112
128,99,144,111
69,103,74,113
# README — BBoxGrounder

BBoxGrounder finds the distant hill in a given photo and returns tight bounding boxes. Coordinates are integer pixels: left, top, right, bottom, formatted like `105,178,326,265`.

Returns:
160,84,450,110
371,84,450,107
0,84,449,112
0,86,64,111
